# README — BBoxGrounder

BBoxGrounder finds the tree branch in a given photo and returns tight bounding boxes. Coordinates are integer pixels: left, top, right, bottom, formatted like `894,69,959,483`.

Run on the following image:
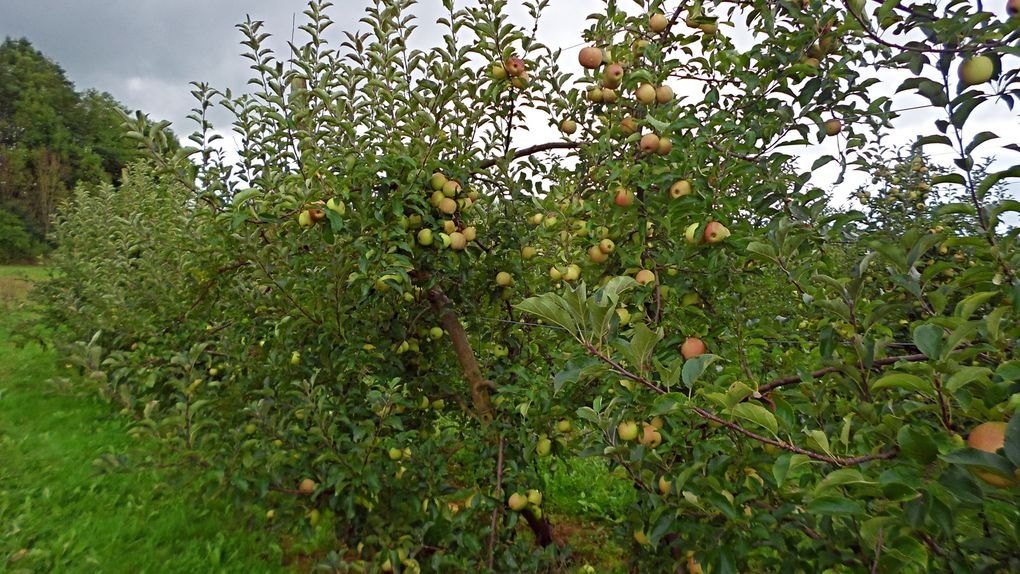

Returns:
428,286,494,421
758,353,928,394
477,141,583,169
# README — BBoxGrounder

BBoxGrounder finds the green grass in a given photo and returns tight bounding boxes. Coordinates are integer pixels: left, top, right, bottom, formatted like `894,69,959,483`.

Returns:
0,267,290,573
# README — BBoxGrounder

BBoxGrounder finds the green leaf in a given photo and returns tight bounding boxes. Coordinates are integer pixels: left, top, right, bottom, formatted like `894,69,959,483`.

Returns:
912,323,942,359
814,468,876,495
871,373,931,395
940,448,1015,478
954,291,997,320
805,429,833,458
731,403,778,436
515,292,578,336
681,354,721,388
897,426,938,464
1005,409,1020,468
807,495,864,515
629,323,663,370
945,366,991,392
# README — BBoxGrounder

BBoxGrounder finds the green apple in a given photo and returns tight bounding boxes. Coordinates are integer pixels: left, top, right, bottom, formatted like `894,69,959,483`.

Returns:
417,228,434,246
635,83,656,104
508,492,528,511
298,210,314,228
521,246,537,259
959,55,994,85
526,489,543,506
389,447,404,461
684,222,701,244
290,351,301,365
430,172,447,191
618,420,639,441
326,197,345,214
495,271,513,286
563,264,581,282
557,419,572,433
429,326,444,340
536,437,552,456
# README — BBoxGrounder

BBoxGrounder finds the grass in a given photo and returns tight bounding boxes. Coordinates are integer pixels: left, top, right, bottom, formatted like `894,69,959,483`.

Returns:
0,266,289,574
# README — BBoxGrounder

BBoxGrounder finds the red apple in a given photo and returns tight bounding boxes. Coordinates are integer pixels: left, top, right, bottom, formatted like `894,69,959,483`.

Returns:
703,221,730,243
681,337,706,359
578,46,603,69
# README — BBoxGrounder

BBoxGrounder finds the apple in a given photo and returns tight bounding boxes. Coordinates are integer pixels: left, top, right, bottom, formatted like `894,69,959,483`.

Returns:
290,351,302,365
824,118,842,136
959,55,994,85
684,222,701,244
388,447,404,461
298,210,314,228
462,226,477,241
618,420,639,441
439,197,458,215
703,221,731,243
681,337,706,359
526,489,543,506
682,292,703,306
544,215,558,228
639,133,660,153
670,180,692,198
429,326,444,340
1009,0,1019,15
490,64,508,80
601,88,618,104
449,231,467,250
549,266,564,281
802,56,820,68
430,172,447,191
632,39,650,54
656,137,673,155
563,264,581,282
326,197,345,214
649,12,669,32
599,238,615,254
655,85,674,103
634,530,650,545
635,83,656,104
560,119,577,135
588,245,608,263
557,419,573,432
616,307,631,325
639,423,662,448
614,186,635,207
620,116,638,135
967,422,1015,487
417,228,434,246
635,269,656,285
511,71,529,89
495,271,513,286
429,190,445,207
587,88,604,103
536,437,552,456
603,63,625,87
529,213,544,225
700,21,718,34
578,46,603,69
299,478,316,494
508,492,529,511
244,423,257,434
504,57,526,77
658,476,671,495
442,220,456,234
442,180,461,197
521,246,537,259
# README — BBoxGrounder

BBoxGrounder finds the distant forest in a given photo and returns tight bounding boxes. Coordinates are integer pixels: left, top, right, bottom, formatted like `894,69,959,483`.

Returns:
0,38,147,262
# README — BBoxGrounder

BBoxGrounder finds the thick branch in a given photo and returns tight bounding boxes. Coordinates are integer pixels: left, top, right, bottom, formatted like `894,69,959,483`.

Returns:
477,141,583,169
428,286,494,421
520,507,554,547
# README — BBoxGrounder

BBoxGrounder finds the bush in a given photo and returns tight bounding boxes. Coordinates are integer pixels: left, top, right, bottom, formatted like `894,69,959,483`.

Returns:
0,209,42,263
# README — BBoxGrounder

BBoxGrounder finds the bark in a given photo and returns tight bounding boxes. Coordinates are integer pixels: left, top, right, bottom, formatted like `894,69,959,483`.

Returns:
427,286,494,422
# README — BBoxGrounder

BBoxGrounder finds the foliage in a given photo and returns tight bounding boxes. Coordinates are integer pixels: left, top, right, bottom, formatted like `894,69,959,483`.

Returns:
41,0,1020,572
0,208,42,263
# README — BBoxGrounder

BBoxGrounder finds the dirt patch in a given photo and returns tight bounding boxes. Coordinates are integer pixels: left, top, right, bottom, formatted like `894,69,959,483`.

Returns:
0,277,34,302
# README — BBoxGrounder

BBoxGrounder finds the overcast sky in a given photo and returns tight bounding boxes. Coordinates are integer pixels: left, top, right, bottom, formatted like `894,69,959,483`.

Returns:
2,0,1016,212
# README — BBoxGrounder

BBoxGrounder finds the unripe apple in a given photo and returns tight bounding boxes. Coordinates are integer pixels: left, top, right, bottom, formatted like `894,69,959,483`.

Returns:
429,326,444,340
601,88,618,104
824,118,842,136
298,210,314,228
655,85,674,103
588,245,608,263
326,197,346,214
495,271,513,286
298,478,316,494
802,56,820,68
649,12,670,32
449,231,467,250
635,269,656,285
616,307,631,325
620,116,638,135
536,437,552,456
511,71,529,89
703,221,731,243
639,424,662,448
291,351,302,365
490,64,508,80
462,226,477,241
442,180,461,197
699,21,718,34
681,337,707,359
578,46,603,69
635,83,656,104
658,475,671,495
504,57,526,77
670,180,692,198
429,190,445,207
587,87,604,103
442,220,456,234
603,63,625,87
388,447,404,461
563,264,581,282
634,530,650,545
245,423,257,434
521,246,537,259
544,215,558,228
639,133,660,153
529,213,544,225
417,228,434,246
959,55,994,86
439,197,458,215
508,492,529,511
430,172,447,191
560,119,577,135
599,238,615,254
684,222,701,244
557,419,573,432
618,420,639,441
614,186,635,207
526,489,543,506
656,137,673,155
549,266,563,281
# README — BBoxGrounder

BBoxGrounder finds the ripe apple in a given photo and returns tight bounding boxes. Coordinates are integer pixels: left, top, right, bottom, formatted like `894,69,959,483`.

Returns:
526,489,543,506
967,422,1015,487
603,63,625,87
599,238,615,254
703,221,731,243
442,220,456,234
588,245,608,263
649,12,669,32
504,57,526,77
521,246,537,259
656,137,673,155
429,190,445,207
655,85,674,103
824,118,842,136
635,83,656,104
639,424,662,448
430,172,447,191
670,180,692,198
298,478,316,494
439,197,458,215
959,55,994,85
495,271,513,286
614,186,635,207
684,222,701,244
681,337,707,359
635,269,656,285
563,264,581,282
578,46,603,69
298,210,314,228
620,116,638,135
618,420,639,441
560,119,577,135
639,133,660,153
536,437,552,456
449,231,467,250
462,226,477,241
508,492,529,511
417,228,434,246
557,419,573,433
